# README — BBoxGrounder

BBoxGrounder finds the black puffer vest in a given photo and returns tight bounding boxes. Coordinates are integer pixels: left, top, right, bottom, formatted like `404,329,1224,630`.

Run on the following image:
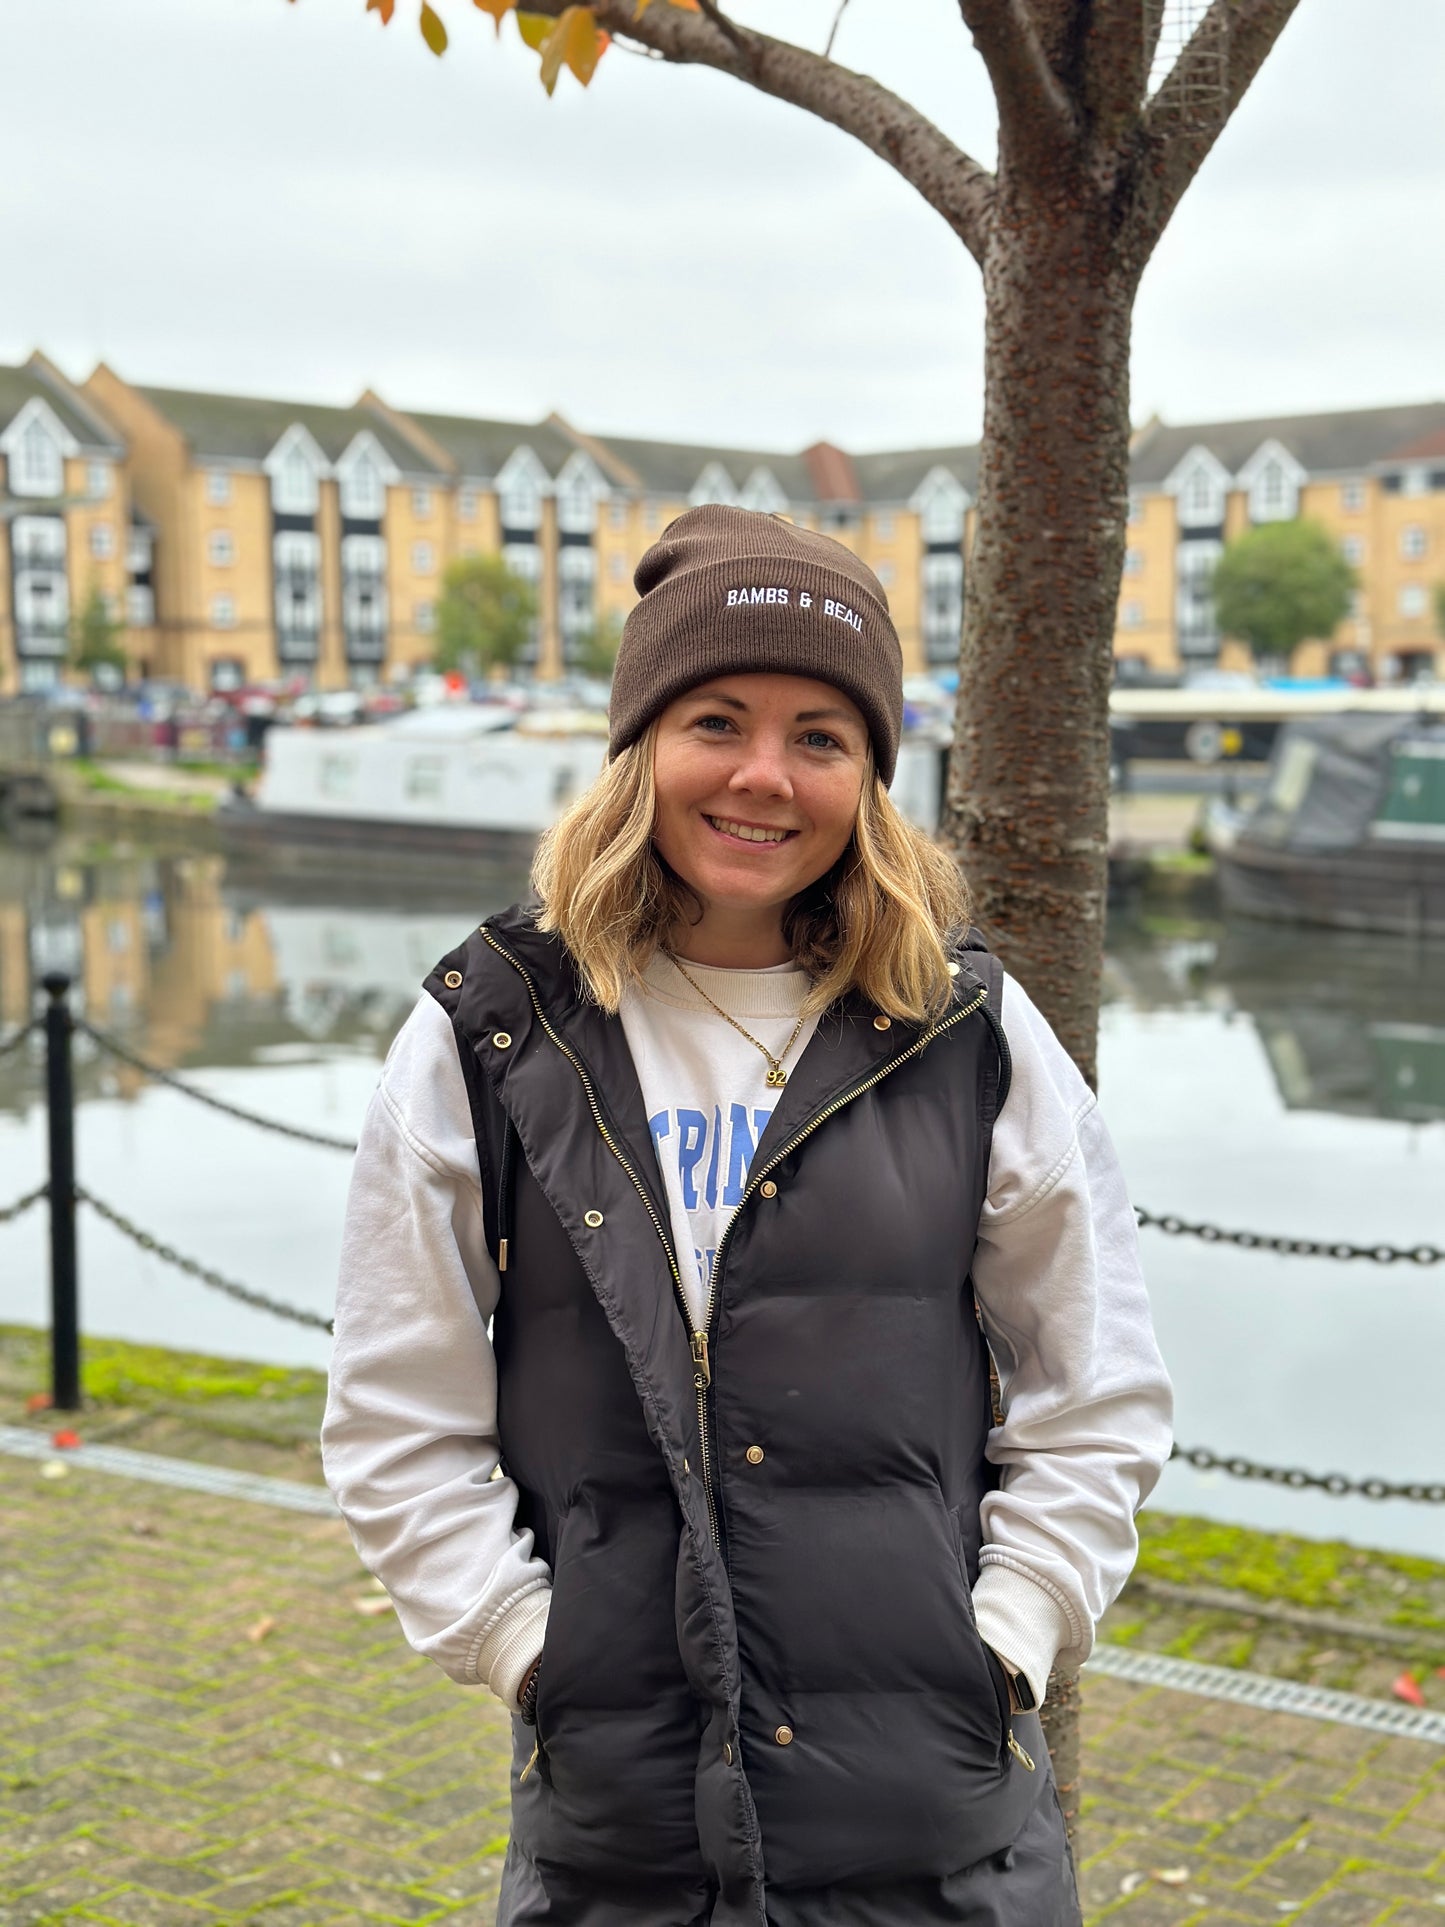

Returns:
425,904,1048,1927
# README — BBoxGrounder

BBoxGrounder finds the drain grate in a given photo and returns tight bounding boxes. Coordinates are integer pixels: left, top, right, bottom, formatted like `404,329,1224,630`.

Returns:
1088,1644,1445,1746
0,1424,338,1516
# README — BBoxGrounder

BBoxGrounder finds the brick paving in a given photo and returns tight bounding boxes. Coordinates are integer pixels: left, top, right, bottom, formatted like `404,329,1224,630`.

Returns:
3,1461,1442,1926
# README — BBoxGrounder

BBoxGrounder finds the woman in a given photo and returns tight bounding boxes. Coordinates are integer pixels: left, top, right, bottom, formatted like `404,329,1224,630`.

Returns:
323,506,1172,1927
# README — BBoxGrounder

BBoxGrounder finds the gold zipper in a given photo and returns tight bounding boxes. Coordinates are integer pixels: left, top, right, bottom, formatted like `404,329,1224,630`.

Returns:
481,927,986,1555
479,929,718,1544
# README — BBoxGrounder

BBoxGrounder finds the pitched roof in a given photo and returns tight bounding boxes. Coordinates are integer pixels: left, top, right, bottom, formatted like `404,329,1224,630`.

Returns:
134,384,448,476
852,443,981,505
580,432,814,502
402,411,578,482
1378,422,1445,466
1129,401,1445,487
0,355,124,453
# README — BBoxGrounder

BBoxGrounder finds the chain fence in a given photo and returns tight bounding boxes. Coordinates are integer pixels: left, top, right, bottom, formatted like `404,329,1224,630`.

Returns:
76,1184,333,1334
1171,1444,1444,1506
0,1183,48,1226
1135,1206,1443,1267
0,1019,38,1059
76,1020,358,1153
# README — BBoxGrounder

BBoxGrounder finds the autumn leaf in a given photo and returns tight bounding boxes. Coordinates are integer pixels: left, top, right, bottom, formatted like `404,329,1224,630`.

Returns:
51,1428,81,1449
1392,1671,1425,1708
246,1615,278,1644
365,0,396,20
353,1593,395,1616
516,11,554,50
419,1,448,53
25,1392,50,1413
537,5,607,93
634,0,701,13
473,0,516,28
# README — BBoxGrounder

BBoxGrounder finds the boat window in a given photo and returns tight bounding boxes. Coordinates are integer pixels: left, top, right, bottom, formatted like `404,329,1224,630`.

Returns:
1269,737,1318,814
320,754,358,798
405,756,446,803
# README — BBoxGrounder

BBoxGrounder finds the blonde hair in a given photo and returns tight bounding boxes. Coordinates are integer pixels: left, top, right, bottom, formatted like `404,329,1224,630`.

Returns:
531,724,969,1023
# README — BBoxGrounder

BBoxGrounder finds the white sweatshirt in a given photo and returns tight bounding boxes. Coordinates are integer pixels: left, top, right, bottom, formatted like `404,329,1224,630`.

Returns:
321,954,1173,1715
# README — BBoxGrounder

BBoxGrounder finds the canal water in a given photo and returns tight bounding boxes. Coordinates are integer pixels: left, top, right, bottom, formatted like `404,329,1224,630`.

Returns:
2,826,1442,1560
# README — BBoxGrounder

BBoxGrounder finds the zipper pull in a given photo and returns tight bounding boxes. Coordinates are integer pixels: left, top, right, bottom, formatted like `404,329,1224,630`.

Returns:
691,1331,711,1389
519,1740,539,1784
1007,1730,1036,1772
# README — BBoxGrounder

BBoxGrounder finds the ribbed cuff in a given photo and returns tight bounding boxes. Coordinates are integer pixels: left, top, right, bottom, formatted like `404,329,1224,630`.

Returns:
972,1566,1076,1713
479,1588,551,1711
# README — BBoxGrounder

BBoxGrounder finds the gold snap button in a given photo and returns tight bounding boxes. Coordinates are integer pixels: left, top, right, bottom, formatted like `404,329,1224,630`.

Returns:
745,1445,764,1465
443,970,462,989
492,1031,512,1050
722,1741,733,1765
583,1210,604,1229
774,1725,793,1746
873,1014,892,1031
759,1180,778,1200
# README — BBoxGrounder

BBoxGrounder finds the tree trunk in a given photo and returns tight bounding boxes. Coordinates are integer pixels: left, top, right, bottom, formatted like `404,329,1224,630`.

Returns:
944,176,1140,1089
942,171,1144,1839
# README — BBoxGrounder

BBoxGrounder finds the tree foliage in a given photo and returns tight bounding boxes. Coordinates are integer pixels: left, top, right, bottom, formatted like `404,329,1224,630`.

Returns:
1211,520,1356,668
69,586,127,678
434,553,538,674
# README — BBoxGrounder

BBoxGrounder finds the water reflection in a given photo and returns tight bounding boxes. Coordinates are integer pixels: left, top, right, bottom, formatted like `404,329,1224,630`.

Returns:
2,829,1443,1559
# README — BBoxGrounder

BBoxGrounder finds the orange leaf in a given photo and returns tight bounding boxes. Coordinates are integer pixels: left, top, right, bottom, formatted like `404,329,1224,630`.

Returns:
635,0,700,12
51,1428,81,1449
472,0,515,27
366,0,397,19
1392,1671,1425,1708
538,5,605,92
25,1392,50,1413
419,1,448,53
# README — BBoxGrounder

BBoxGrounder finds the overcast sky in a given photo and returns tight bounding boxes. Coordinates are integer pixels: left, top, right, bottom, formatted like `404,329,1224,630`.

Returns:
5,0,1442,455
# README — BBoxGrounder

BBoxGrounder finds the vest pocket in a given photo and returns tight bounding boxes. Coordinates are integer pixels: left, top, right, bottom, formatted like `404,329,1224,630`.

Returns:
950,1503,1010,1771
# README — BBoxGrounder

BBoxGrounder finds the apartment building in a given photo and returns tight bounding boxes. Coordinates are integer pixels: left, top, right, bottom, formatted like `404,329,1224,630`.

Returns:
4,352,1443,695
1120,401,1445,680
0,353,139,695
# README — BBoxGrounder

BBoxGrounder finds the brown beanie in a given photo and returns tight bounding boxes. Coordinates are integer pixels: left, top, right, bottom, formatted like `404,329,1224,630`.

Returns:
609,504,904,784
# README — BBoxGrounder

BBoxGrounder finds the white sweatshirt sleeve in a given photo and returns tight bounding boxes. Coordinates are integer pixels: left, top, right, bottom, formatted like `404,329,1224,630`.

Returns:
969,973,1174,1712
321,992,550,1707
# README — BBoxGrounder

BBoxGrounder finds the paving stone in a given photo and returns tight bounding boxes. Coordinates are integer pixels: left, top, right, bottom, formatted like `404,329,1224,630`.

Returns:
5,1462,1444,1926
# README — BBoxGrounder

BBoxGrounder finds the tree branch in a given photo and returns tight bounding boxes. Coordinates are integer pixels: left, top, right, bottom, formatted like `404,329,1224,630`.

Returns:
956,0,1076,171
525,0,998,261
1131,0,1303,242
1080,0,1151,149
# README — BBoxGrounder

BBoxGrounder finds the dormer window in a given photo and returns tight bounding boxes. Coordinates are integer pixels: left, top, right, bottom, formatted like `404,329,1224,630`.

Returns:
1168,445,1232,531
497,446,548,532
265,425,326,517
739,467,788,515
688,462,738,509
556,452,604,536
341,448,384,520
13,412,64,496
912,467,968,547
1183,466,1221,524
1240,438,1303,524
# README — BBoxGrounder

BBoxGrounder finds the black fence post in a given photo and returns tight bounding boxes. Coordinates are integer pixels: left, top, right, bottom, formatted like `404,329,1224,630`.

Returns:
43,971,79,1411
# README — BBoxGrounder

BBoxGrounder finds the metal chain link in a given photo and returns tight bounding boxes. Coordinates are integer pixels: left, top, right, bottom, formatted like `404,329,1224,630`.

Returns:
77,1184,334,1334
0,1019,38,1059
77,1020,358,1153
1136,1206,1443,1267
0,1183,48,1225
1172,1443,1444,1504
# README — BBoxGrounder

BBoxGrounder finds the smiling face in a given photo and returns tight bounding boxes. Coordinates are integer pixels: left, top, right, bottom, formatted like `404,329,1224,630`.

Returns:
651,673,870,959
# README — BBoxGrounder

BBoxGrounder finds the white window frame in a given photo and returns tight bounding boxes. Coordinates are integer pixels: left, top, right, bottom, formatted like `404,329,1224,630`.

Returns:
411,540,435,576
1400,524,1427,562
556,451,605,537
413,600,436,634
921,551,964,663
1166,446,1232,531
874,512,896,542
210,593,237,630
1124,547,1144,576
411,486,433,518
739,467,789,516
1176,539,1223,654
496,445,549,532
2,399,75,498
1239,439,1306,524
206,470,233,507
273,528,323,658
1341,535,1365,566
126,585,155,627
342,533,388,659
608,499,628,531
1340,479,1365,513
1121,601,1144,629
87,460,112,500
264,424,327,517
336,431,397,522
503,540,542,584
1402,466,1429,498
559,545,597,650
1398,585,1428,619
208,529,234,567
910,466,969,546
458,487,478,521
89,522,115,561
688,461,738,510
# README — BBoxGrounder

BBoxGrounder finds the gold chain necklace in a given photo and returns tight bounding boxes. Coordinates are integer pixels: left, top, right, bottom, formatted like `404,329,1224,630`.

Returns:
668,955,809,1089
